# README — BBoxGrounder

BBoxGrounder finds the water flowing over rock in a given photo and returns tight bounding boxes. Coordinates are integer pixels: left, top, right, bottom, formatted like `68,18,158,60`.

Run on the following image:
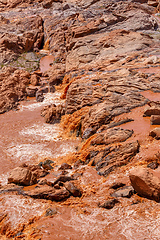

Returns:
1,0,160,239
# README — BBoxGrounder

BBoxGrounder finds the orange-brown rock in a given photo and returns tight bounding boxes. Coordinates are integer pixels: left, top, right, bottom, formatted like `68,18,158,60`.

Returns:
149,127,160,139
26,185,70,201
0,67,30,114
41,103,65,123
151,115,160,125
143,106,160,116
129,167,160,201
8,167,33,186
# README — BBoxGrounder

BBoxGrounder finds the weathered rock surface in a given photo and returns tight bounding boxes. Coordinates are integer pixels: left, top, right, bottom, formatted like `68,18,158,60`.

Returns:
150,115,160,125
25,185,70,201
41,103,65,123
98,198,119,209
0,15,43,64
143,106,160,117
91,140,139,176
8,167,33,186
90,127,133,145
64,181,82,197
8,164,48,186
149,127,160,139
111,186,135,198
129,167,160,201
0,67,30,113
1,0,160,238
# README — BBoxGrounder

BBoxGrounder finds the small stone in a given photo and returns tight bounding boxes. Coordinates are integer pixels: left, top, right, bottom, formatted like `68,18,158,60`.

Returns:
45,208,57,217
111,186,134,198
64,181,82,197
59,163,72,170
8,167,32,186
98,199,119,209
147,162,158,170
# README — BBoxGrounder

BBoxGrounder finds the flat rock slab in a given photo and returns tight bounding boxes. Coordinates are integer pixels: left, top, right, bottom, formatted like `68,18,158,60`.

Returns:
143,107,160,117
25,185,70,201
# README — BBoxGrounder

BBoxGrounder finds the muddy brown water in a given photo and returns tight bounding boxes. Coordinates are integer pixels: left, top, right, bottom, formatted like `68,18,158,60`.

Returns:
0,95,79,184
1,86,160,238
0,93,80,236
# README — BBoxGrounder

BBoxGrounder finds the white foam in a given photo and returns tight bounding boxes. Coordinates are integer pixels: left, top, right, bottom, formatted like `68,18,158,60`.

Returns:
20,123,62,141
19,92,65,111
0,195,46,227
6,142,76,162
6,143,54,162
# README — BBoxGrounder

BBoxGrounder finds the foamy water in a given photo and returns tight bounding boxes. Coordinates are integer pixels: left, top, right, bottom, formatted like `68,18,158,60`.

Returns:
20,123,62,141
19,92,64,111
0,194,47,228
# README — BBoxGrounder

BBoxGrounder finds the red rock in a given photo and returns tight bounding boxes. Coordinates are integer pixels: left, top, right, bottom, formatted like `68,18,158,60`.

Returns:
26,86,38,97
111,186,134,198
129,167,160,201
30,74,40,86
150,115,160,125
98,199,119,209
149,127,160,139
59,163,72,170
41,103,65,123
143,107,160,117
26,185,70,201
8,167,32,186
64,181,82,197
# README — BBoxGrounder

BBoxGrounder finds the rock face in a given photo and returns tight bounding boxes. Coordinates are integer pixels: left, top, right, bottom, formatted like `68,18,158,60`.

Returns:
91,140,139,176
0,67,30,113
129,167,160,201
0,15,43,64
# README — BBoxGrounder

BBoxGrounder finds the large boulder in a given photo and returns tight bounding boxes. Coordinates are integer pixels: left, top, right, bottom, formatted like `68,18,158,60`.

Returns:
129,167,160,201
